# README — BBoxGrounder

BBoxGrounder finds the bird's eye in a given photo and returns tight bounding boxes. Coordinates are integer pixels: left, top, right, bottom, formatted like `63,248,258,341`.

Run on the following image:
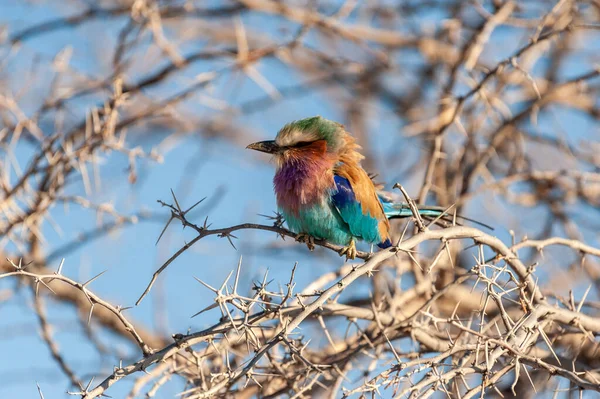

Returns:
293,141,314,148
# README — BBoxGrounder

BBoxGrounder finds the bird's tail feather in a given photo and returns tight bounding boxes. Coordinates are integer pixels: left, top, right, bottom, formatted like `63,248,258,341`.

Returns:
381,202,493,230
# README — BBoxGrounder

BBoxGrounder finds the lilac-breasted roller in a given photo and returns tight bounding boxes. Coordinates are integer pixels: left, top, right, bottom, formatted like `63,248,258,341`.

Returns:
247,116,482,259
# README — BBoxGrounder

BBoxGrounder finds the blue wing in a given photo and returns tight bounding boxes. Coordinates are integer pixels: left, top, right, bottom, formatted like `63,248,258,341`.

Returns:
331,175,385,245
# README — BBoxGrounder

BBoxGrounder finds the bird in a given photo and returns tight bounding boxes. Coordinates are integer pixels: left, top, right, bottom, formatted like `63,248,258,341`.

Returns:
246,116,486,259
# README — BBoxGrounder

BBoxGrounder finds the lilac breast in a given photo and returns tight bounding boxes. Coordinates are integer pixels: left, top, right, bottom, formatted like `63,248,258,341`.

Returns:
273,158,333,214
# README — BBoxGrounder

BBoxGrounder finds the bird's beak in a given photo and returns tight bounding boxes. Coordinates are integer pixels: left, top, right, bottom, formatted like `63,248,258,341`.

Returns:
246,140,280,154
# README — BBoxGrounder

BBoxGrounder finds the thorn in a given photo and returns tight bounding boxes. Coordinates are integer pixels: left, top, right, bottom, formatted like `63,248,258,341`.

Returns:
85,377,94,391
194,277,218,293
36,382,45,399
156,214,175,245
170,188,182,212
220,270,234,292
183,196,206,216
83,270,108,287
56,258,65,275
576,284,592,313
220,233,238,249
191,302,220,318
261,269,270,287
233,256,243,294
36,278,57,296
88,304,95,325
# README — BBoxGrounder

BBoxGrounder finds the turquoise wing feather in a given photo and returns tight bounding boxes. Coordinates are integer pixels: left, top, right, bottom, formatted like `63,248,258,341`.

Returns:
331,175,384,244
378,194,493,229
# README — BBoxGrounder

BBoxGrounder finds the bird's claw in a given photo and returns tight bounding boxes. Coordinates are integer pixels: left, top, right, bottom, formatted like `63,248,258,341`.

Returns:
296,233,315,251
339,239,357,260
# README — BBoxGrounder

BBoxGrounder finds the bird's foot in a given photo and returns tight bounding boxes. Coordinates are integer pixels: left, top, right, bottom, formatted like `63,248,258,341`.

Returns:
295,233,315,251
339,239,357,260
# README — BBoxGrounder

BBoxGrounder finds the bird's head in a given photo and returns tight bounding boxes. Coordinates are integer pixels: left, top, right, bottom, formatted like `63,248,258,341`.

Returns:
246,116,354,166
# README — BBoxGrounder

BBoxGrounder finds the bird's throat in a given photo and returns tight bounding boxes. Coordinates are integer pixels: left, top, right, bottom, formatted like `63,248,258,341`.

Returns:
274,154,335,214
